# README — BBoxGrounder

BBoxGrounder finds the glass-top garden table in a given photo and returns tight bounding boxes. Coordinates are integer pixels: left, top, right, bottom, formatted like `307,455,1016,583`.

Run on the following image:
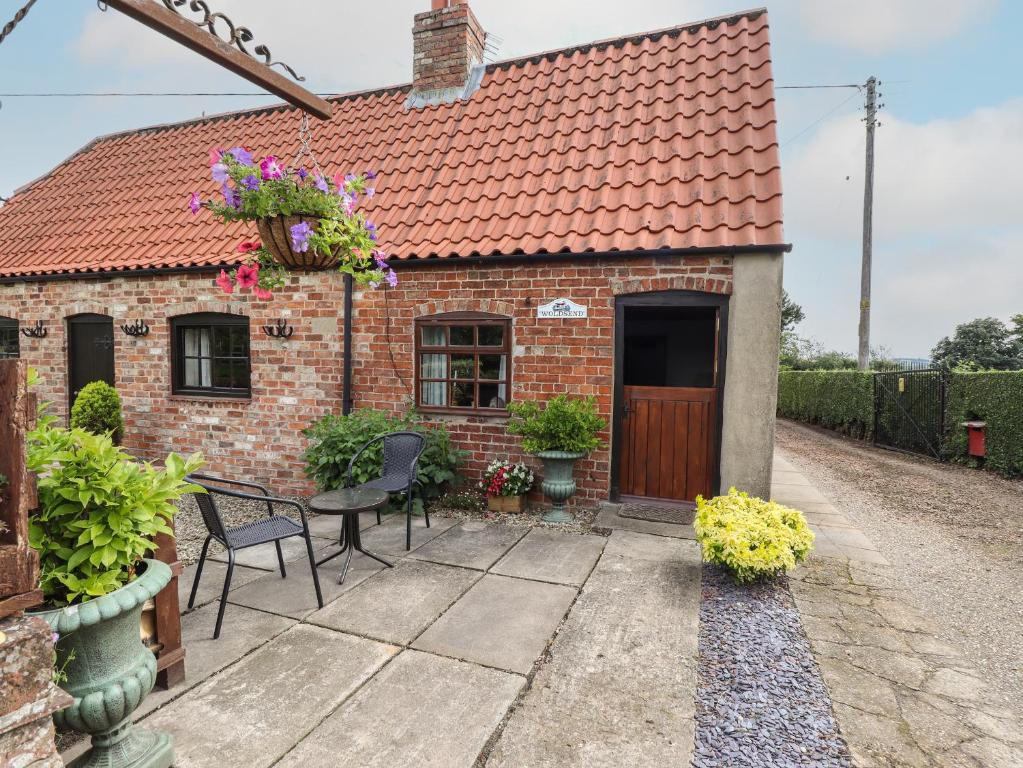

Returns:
309,487,393,584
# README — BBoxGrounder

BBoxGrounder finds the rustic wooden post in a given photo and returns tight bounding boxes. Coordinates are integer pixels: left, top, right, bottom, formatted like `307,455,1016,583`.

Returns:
153,526,186,688
0,358,72,766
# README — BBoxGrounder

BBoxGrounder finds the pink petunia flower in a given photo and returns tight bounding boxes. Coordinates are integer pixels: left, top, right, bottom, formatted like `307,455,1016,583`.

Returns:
215,269,235,294
236,264,259,290
259,155,284,181
188,192,201,215
237,241,262,254
253,286,273,301
209,147,225,166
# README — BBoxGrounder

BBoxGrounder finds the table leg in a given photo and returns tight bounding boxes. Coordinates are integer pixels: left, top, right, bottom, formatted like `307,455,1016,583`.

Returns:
351,513,393,570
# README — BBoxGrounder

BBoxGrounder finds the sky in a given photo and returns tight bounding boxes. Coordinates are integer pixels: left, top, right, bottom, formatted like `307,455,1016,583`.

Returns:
0,0,1020,358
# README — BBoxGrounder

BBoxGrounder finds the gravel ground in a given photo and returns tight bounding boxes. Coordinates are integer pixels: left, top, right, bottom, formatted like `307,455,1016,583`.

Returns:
776,418,1023,713
692,566,852,768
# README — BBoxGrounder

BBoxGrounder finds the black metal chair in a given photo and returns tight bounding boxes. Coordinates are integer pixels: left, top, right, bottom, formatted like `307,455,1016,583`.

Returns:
185,473,323,639
346,431,427,551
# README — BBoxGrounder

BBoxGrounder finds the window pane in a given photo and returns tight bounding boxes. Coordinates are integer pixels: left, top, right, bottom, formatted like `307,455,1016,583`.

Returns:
213,327,231,357
421,381,446,406
450,355,474,379
184,357,199,386
212,358,233,388
184,328,201,357
422,326,446,346
478,325,504,347
450,326,474,346
451,381,474,408
479,382,507,409
420,353,448,379
0,325,18,359
479,354,506,380
231,327,248,356
232,360,250,390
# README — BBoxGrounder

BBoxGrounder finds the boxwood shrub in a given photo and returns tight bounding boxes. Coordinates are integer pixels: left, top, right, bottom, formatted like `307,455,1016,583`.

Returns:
776,370,873,438
302,409,465,510
944,371,1023,476
70,381,125,444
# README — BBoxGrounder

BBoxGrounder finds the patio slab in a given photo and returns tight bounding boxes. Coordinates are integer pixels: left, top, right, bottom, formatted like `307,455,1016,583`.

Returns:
210,535,332,571
226,551,385,620
407,521,527,571
277,650,524,768
593,502,695,540
358,514,459,557
140,624,397,768
178,560,266,612
491,528,606,586
770,481,829,505
413,573,576,674
137,603,295,718
488,530,701,767
307,559,481,645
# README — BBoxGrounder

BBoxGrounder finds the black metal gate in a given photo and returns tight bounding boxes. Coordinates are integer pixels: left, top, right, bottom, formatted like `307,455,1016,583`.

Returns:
873,369,947,458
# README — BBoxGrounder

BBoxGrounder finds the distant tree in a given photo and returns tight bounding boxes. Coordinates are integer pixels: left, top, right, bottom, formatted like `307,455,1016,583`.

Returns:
781,290,805,333
931,317,1023,371
779,333,857,371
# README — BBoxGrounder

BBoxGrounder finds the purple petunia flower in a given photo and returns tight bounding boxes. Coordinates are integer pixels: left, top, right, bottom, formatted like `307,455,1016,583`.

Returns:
188,192,201,215
221,183,241,210
297,167,309,180
290,221,313,252
228,146,254,166
339,193,355,217
313,174,329,193
211,162,229,183
345,173,357,184
241,175,260,191
366,170,377,180
385,269,398,288
365,187,376,200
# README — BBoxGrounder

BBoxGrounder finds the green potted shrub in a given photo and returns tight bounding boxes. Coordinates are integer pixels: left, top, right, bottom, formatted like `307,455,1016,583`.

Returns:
506,395,606,522
27,421,202,768
70,380,125,444
693,488,815,583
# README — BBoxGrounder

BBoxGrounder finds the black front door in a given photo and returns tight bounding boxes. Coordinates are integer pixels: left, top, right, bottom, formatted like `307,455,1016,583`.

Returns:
68,314,115,410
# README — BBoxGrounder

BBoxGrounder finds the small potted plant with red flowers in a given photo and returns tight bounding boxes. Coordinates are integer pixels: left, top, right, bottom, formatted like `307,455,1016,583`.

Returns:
479,459,534,514
189,146,397,300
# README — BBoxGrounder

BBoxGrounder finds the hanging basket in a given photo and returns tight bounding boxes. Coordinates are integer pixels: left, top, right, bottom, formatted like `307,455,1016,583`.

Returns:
256,214,340,271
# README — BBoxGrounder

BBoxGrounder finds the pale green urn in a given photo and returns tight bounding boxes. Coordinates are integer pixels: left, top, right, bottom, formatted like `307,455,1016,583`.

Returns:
33,559,174,768
537,450,587,523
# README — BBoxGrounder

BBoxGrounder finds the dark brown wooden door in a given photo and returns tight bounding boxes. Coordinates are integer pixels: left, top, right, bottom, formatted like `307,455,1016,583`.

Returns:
68,314,115,411
618,385,716,502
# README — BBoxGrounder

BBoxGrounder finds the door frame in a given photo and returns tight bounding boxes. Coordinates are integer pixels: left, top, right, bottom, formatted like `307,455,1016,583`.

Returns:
66,313,116,413
610,290,729,502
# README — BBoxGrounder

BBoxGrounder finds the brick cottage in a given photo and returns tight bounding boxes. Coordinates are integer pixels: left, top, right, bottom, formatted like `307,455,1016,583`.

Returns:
0,3,787,509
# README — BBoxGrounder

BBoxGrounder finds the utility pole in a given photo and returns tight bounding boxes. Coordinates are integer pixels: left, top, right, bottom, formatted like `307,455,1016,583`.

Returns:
857,76,878,370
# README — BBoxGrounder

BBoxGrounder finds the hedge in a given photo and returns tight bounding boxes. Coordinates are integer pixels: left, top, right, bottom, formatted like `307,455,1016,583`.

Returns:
945,372,1023,476
776,371,874,439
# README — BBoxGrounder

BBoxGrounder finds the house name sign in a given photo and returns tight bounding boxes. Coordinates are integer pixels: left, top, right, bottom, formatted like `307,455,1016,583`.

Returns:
537,298,588,319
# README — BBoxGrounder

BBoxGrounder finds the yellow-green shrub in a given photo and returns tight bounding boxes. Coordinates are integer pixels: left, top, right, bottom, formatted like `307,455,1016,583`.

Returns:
694,488,815,583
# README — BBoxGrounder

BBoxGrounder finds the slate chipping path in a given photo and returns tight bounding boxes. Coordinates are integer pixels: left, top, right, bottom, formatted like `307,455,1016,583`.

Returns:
692,566,853,768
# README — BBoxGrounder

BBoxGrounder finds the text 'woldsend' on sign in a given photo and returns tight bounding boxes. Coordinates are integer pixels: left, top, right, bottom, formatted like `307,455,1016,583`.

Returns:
537,298,588,318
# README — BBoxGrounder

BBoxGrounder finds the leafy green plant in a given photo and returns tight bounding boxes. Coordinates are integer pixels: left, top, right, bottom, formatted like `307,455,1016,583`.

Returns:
302,409,464,510
776,371,874,438
437,488,486,513
694,488,815,584
945,371,1023,476
70,381,125,444
27,424,203,604
506,395,607,454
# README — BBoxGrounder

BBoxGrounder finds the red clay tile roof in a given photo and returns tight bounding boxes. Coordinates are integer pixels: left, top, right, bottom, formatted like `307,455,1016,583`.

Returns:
0,8,783,278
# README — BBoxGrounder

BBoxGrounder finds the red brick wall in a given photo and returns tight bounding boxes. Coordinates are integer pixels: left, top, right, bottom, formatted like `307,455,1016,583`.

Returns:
0,255,732,506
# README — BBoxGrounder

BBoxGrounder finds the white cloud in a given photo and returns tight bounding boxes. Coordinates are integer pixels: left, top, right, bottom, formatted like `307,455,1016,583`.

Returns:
783,99,1023,356
788,0,998,54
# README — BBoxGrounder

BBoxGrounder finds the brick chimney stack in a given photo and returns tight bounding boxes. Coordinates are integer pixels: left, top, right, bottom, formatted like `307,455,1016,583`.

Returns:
411,0,486,100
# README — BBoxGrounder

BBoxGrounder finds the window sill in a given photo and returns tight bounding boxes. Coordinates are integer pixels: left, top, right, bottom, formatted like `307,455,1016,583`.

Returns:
416,407,510,422
168,394,252,405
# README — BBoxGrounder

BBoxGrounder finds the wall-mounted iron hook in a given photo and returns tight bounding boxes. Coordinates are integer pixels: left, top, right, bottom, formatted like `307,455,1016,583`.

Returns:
120,319,150,337
20,320,46,338
262,318,294,339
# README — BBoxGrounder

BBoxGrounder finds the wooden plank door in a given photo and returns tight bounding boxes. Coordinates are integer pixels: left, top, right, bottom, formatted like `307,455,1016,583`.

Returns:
618,385,716,502
68,314,115,411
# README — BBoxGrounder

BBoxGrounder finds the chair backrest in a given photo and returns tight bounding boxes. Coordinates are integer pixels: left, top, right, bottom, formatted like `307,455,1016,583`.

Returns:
381,431,427,481
186,476,229,543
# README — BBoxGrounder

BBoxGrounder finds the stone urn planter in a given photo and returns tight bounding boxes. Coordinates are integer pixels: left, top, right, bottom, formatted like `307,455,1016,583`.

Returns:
256,214,340,271
32,559,174,768
537,450,586,523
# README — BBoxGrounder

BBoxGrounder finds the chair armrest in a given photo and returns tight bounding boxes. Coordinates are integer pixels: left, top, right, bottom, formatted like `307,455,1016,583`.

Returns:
187,473,271,496
263,496,311,526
